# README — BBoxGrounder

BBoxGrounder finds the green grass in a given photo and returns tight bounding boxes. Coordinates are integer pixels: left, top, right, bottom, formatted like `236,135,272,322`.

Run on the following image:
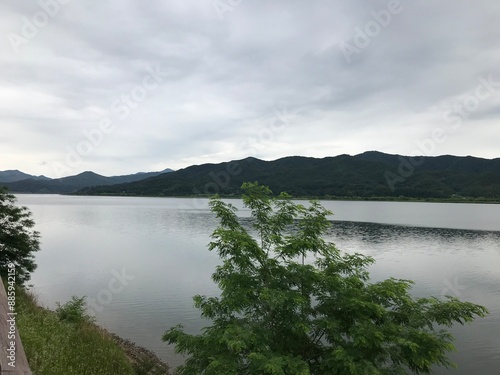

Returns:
14,287,170,375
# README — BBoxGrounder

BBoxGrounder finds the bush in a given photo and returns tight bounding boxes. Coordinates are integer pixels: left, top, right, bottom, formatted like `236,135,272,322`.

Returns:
55,296,94,324
164,182,488,374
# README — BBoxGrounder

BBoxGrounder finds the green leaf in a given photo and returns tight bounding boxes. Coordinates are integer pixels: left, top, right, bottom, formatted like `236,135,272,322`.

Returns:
162,183,488,375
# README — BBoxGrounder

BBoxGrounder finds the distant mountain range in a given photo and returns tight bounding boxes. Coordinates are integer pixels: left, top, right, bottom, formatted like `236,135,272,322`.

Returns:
0,169,174,194
73,151,500,200
0,170,51,183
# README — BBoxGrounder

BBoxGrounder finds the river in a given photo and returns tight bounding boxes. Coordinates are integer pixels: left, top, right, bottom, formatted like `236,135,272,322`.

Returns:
15,195,500,373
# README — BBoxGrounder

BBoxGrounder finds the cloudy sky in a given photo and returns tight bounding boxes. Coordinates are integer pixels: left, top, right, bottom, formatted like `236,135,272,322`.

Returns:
1,0,499,178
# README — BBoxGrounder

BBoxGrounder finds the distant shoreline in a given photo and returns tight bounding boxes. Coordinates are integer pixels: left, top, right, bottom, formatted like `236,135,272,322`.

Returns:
11,191,500,204
65,193,500,204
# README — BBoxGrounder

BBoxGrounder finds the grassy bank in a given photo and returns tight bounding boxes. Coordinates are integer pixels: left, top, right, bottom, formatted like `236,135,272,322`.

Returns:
13,286,170,375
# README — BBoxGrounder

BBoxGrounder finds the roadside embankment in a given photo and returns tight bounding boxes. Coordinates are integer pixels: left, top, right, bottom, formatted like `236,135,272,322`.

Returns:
8,284,170,375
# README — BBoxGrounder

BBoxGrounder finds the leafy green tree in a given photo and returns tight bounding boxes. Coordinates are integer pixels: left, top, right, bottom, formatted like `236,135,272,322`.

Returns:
0,187,40,284
163,182,487,374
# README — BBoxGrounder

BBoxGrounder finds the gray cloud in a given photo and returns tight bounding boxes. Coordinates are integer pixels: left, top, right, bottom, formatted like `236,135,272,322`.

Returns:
1,0,499,177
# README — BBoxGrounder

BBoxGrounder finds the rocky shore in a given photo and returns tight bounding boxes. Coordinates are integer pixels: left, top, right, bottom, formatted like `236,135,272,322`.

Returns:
107,331,172,374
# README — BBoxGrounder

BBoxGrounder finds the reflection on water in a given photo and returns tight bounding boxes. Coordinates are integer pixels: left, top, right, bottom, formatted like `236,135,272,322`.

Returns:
328,222,500,375
15,195,500,374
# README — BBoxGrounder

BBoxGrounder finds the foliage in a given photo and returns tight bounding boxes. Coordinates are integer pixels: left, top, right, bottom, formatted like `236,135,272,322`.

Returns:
0,187,40,284
15,288,136,375
15,288,170,374
55,295,94,324
78,152,500,199
163,182,488,374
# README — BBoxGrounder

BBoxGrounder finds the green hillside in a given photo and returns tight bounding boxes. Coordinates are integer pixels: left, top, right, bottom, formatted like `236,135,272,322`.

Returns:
1,170,173,194
76,152,500,200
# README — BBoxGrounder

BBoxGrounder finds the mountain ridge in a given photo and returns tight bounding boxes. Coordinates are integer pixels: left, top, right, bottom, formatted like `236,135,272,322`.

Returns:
0,169,174,194
0,170,51,183
74,152,500,199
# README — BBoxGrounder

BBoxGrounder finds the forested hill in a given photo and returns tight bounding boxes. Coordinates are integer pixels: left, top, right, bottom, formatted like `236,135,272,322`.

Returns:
76,152,500,200
1,169,173,194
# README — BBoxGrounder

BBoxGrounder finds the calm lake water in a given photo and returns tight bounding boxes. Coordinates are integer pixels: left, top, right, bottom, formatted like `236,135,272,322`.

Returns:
15,195,500,373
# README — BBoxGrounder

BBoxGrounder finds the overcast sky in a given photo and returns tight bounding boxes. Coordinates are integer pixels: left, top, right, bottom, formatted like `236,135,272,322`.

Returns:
1,0,499,177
